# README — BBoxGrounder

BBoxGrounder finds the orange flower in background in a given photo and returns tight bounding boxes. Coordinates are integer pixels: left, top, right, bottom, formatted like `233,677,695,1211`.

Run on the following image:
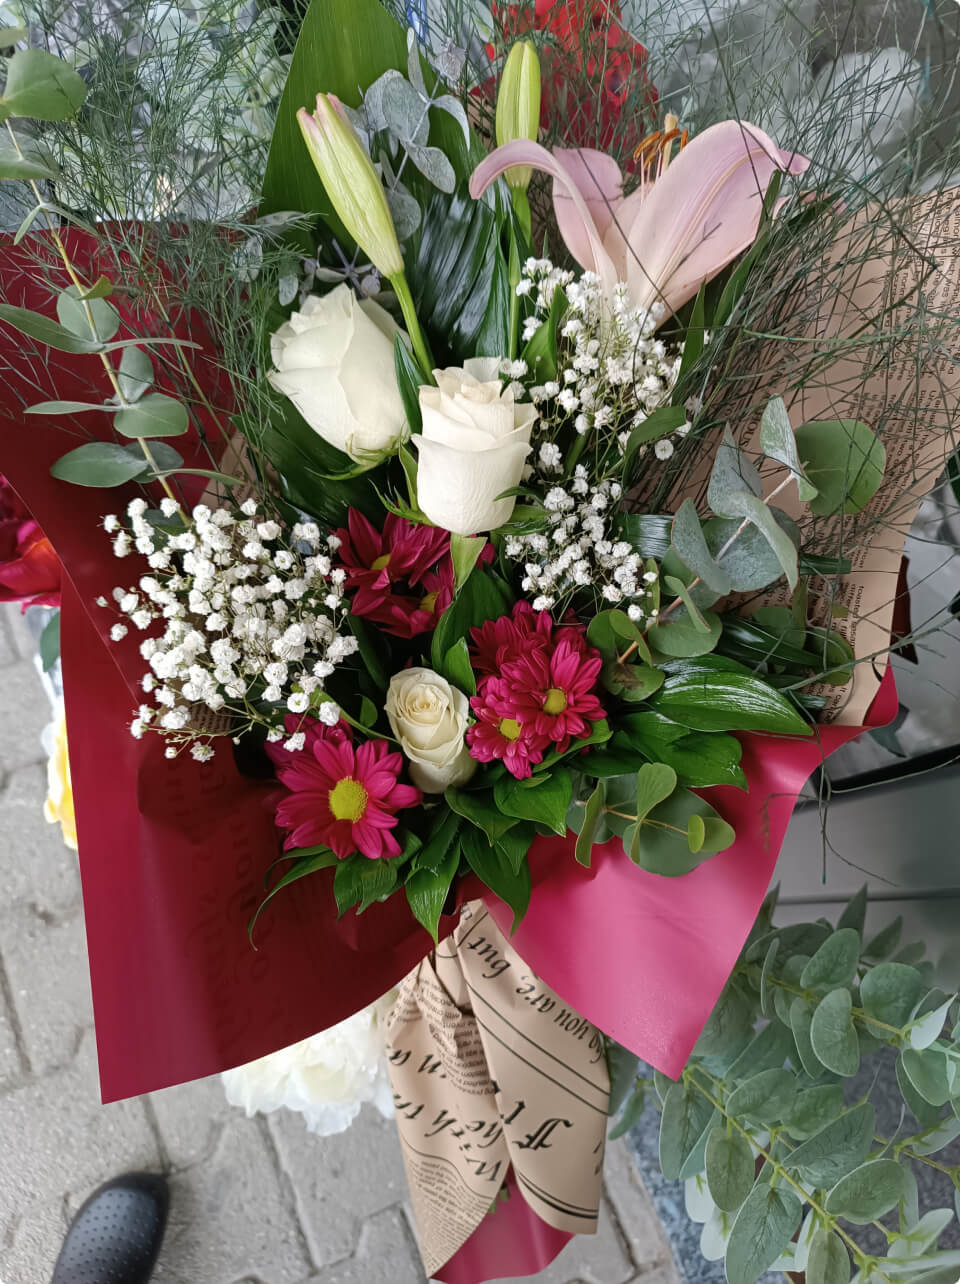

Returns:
0,476,61,611
492,0,657,162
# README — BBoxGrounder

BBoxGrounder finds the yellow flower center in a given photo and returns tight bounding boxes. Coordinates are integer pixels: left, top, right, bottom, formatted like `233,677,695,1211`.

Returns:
370,553,390,572
499,718,523,742
420,591,439,615
543,687,568,715
328,777,368,823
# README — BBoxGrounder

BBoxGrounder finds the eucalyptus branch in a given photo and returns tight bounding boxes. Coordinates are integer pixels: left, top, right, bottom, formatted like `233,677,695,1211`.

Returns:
5,120,184,515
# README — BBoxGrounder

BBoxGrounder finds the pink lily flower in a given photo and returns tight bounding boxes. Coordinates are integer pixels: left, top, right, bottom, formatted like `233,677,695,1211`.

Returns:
469,120,810,321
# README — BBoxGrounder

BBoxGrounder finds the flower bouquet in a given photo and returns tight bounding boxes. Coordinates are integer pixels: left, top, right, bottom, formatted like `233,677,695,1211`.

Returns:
2,0,960,1278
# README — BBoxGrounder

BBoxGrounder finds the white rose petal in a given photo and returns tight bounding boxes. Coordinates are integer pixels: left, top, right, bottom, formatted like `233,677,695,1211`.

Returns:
221,992,396,1137
385,666,476,794
413,358,537,535
268,284,408,465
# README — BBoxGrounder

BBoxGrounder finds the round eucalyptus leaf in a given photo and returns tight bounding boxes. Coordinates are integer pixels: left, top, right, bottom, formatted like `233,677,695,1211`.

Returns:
794,418,885,515
806,1227,850,1284
725,1180,801,1284
704,1127,754,1212
824,1158,909,1224
0,48,87,120
114,394,189,439
810,987,860,1076
801,928,861,990
57,287,119,342
49,442,148,488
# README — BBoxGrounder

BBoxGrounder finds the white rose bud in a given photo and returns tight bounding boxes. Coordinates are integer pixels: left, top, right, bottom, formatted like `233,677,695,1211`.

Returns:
413,357,536,535
385,667,476,794
268,284,407,465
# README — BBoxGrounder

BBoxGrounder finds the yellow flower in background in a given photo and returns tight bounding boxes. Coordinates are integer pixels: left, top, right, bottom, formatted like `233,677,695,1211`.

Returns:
43,708,77,851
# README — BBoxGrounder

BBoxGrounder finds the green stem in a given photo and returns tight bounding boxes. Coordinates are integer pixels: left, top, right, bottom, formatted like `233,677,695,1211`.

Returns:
390,270,434,382
510,186,532,245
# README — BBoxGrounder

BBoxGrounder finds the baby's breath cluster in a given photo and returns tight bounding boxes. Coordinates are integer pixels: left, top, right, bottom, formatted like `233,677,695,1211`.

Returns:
100,497,356,760
503,262,688,616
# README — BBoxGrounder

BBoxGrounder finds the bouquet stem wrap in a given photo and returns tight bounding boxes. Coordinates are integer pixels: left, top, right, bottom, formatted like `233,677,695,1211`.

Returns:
385,901,608,1278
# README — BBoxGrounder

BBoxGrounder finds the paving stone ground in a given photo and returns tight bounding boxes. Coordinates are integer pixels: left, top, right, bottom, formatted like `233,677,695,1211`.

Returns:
0,604,682,1284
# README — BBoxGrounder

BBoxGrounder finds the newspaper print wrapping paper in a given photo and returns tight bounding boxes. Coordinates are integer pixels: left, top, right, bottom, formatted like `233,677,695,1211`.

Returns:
385,903,609,1277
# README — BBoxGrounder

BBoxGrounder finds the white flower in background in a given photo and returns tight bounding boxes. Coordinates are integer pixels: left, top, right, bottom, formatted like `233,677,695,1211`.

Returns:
41,705,78,851
385,667,476,793
221,992,396,1137
414,358,537,535
269,285,408,465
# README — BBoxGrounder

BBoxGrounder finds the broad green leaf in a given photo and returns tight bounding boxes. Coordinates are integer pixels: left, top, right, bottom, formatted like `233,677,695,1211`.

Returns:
618,713,747,790
609,1078,647,1140
679,1107,720,1181
114,393,189,439
461,827,530,931
0,48,87,120
759,938,779,1018
0,302,103,353
521,282,565,384
0,143,58,180
249,848,338,940
704,1127,754,1213
574,779,606,867
440,637,475,696
909,1115,960,1156
810,987,860,1076
49,442,149,488
693,981,755,1058
450,533,486,592
707,427,763,510
900,1047,953,1107
627,785,734,876
725,1181,802,1284
863,915,903,960
333,852,398,915
445,786,518,843
700,513,792,592
790,996,825,1077
601,660,664,702
785,1084,845,1140
908,991,955,1050
38,609,60,672
56,287,119,342
606,1042,640,1116
648,669,811,735
430,567,512,672
825,1159,909,1224
493,770,572,836
648,605,722,658
492,825,533,875
795,418,885,516
26,400,112,415
727,1016,794,1079
587,608,651,664
760,396,817,502
659,1081,714,1180
784,1102,875,1187
405,848,458,941
806,1228,850,1284
118,346,154,403
801,928,861,990
634,762,677,822
670,499,732,594
836,884,868,936
412,812,460,872
394,332,424,434
897,1052,944,1127
726,1068,795,1124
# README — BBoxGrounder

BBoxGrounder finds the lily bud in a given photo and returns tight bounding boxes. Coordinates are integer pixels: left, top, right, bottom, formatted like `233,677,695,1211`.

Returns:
297,93,403,278
495,41,541,191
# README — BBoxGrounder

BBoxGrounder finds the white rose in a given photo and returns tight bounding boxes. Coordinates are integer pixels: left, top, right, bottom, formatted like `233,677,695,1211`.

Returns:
268,283,407,465
221,992,396,1137
413,357,536,535
385,667,476,793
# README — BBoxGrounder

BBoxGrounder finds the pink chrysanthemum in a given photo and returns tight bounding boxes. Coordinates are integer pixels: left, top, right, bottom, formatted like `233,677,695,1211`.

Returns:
502,634,606,753
469,600,553,679
467,678,550,779
267,717,420,859
334,509,454,638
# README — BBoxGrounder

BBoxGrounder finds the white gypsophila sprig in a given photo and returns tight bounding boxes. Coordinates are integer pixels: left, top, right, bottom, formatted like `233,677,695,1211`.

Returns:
99,497,357,761
502,260,688,619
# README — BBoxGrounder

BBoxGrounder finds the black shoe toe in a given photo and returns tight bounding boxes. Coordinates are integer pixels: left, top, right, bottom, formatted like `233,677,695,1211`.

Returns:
51,1172,169,1284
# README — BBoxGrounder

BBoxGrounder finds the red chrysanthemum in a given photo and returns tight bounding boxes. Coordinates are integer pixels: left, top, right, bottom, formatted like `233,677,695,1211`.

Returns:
334,509,455,639
469,600,553,679
467,678,550,780
266,716,421,859
502,634,606,753
0,477,60,612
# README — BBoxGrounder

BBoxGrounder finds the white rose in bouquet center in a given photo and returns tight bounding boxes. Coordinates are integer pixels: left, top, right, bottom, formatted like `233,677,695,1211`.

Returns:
268,283,407,465
414,357,537,535
386,667,476,793
221,992,396,1137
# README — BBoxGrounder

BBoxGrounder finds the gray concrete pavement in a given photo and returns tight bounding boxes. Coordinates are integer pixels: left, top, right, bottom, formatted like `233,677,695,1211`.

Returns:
0,604,681,1284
